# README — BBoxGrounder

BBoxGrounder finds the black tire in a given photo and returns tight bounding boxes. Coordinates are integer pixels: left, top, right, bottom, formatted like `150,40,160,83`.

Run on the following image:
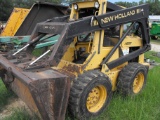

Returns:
117,63,148,96
151,35,158,40
68,70,112,120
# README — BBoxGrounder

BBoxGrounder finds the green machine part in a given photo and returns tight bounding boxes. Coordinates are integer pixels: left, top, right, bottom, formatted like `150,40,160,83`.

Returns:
150,22,160,40
0,35,59,51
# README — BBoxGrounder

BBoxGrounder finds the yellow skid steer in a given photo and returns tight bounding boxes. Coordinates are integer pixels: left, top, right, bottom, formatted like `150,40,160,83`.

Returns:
0,0,150,120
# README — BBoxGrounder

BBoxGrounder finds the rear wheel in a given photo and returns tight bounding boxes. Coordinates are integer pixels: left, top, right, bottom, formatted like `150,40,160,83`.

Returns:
68,70,112,120
117,63,148,96
151,35,158,40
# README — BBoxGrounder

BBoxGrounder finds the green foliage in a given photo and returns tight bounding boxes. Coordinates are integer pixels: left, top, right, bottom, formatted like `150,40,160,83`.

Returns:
116,0,160,15
12,0,37,8
139,0,160,15
45,0,62,3
0,0,13,21
12,0,63,8
115,1,138,8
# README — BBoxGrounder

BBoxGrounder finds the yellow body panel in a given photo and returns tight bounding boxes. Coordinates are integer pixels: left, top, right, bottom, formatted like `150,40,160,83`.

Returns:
139,54,144,63
121,36,142,47
74,1,95,9
101,63,128,91
1,8,29,36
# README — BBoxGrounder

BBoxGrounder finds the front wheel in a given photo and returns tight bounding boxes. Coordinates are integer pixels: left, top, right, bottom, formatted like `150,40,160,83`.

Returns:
68,70,112,120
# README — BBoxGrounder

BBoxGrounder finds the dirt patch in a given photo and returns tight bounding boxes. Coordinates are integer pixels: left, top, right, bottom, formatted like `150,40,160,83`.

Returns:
151,43,160,52
0,98,29,119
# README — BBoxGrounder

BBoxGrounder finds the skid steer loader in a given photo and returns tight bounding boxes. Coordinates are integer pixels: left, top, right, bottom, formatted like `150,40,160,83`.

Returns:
0,0,150,120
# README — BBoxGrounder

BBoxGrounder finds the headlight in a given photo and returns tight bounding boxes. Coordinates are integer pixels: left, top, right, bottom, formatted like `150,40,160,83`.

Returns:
74,4,78,10
94,2,99,9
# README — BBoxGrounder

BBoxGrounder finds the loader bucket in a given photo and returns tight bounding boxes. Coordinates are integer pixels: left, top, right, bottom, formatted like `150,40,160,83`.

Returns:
0,55,71,120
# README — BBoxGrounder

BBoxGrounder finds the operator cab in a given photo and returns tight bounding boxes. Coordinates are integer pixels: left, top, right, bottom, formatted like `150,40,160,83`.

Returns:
68,1,122,64
61,1,123,64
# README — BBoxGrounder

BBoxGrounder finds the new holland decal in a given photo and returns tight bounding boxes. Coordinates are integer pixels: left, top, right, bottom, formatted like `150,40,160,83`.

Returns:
101,8,143,24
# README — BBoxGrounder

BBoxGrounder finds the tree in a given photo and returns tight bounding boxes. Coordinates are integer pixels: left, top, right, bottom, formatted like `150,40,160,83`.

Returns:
0,0,13,21
116,0,160,15
12,0,65,8
12,0,37,8
115,1,138,8
139,0,160,15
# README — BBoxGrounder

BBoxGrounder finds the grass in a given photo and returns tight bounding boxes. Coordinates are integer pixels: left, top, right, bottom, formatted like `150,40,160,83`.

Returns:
0,80,16,112
145,51,160,62
2,108,39,120
0,51,160,120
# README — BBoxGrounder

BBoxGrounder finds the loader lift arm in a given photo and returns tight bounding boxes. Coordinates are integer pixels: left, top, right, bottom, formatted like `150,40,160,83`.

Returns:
21,4,150,69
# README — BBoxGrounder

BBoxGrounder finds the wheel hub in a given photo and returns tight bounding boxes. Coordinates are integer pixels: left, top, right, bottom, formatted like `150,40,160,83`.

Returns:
86,85,107,113
133,72,144,93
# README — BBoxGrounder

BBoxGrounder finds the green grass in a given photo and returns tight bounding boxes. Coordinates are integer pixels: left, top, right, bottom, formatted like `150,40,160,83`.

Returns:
32,48,46,57
3,108,39,120
0,80,16,112
0,51,160,120
32,47,51,57
145,51,160,63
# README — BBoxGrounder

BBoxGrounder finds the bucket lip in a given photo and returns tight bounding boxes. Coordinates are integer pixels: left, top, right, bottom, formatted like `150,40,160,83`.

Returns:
22,69,69,81
0,54,69,86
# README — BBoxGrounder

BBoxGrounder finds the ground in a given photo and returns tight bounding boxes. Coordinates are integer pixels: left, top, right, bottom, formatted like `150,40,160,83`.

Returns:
0,98,29,119
151,43,160,52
